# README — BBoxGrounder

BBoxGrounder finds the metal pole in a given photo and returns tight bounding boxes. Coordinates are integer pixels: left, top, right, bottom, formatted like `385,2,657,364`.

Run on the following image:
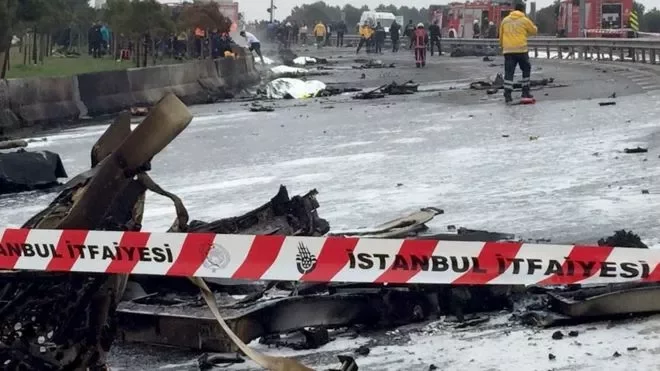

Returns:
530,2,537,23
270,0,274,23
578,0,585,37
579,0,586,59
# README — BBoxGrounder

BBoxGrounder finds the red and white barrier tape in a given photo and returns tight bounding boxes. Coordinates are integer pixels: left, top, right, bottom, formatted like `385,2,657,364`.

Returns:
0,228,658,286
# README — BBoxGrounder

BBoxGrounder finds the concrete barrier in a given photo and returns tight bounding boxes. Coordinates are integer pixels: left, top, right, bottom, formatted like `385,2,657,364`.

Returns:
0,80,20,135
128,59,223,106
216,49,259,92
2,47,260,134
77,70,133,117
7,76,80,125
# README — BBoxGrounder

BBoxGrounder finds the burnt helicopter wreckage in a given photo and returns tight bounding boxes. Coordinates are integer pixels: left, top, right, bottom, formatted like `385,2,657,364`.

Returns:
0,94,657,371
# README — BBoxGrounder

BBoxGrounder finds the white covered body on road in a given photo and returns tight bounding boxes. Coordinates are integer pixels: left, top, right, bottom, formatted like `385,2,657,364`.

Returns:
264,78,326,99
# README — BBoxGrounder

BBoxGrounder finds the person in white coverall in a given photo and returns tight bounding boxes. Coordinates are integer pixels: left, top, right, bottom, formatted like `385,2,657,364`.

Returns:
240,30,265,64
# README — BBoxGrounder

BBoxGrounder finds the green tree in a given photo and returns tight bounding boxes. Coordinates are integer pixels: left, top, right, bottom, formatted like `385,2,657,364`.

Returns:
289,2,342,26
642,8,660,32
535,0,560,35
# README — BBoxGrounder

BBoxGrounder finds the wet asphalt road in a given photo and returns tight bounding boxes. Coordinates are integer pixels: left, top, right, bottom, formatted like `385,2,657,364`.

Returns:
1,48,659,369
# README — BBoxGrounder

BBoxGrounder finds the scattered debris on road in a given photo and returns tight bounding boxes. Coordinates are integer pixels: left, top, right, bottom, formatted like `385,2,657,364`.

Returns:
354,81,419,100
250,103,275,112
470,73,556,91
352,59,396,69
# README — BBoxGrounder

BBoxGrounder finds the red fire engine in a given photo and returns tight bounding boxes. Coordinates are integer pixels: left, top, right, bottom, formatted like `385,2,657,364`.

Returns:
557,0,634,37
440,0,515,38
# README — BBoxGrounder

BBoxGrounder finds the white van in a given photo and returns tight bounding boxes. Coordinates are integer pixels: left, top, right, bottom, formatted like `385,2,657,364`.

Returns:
359,11,399,33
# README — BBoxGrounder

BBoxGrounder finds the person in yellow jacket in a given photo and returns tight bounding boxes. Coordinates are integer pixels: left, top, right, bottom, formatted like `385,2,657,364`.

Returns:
499,2,538,103
356,21,374,54
313,21,327,48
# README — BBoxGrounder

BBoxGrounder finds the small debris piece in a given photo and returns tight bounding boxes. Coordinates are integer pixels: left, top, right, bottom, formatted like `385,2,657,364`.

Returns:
197,353,245,370
301,327,330,349
529,136,539,141
396,183,404,187
613,351,621,357
250,105,275,112
624,147,648,154
598,230,648,249
552,331,564,340
429,365,438,370
355,345,370,356
335,355,358,371
483,56,494,62
627,347,638,351
502,134,510,138
455,316,489,328
599,101,616,106
642,190,650,194
568,330,579,337
382,81,419,95
130,107,149,116
548,353,556,360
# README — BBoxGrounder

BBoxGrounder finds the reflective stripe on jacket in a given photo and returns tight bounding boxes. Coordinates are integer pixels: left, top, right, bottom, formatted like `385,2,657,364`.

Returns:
499,11,537,54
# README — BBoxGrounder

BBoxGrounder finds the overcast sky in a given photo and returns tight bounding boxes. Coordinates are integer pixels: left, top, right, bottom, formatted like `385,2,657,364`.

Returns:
140,0,653,22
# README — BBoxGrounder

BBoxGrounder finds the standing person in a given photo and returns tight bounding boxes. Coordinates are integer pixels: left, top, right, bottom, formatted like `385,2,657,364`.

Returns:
284,22,293,48
411,23,428,68
403,20,415,49
292,21,299,44
300,23,308,45
336,19,347,47
240,30,265,64
356,21,373,54
90,21,103,58
325,22,333,46
487,21,497,38
429,19,442,56
499,2,537,103
100,24,110,55
374,22,386,54
472,19,481,38
390,20,401,52
313,21,326,48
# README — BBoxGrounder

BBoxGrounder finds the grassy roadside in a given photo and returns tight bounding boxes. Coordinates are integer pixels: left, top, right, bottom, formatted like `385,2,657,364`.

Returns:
4,46,180,79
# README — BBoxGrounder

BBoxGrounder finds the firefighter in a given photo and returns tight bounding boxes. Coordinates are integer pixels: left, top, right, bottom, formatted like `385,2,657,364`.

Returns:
473,19,481,38
487,21,497,38
499,2,537,103
411,23,428,68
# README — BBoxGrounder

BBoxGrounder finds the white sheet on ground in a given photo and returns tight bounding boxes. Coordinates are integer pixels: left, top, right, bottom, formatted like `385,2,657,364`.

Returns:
270,65,309,76
255,56,275,65
265,78,326,99
293,56,317,65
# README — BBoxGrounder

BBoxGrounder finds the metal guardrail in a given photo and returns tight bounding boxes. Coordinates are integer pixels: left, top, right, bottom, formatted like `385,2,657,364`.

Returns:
336,35,660,63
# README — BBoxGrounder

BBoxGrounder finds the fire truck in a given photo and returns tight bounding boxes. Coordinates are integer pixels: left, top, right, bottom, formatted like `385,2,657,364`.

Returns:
439,0,515,38
556,0,634,37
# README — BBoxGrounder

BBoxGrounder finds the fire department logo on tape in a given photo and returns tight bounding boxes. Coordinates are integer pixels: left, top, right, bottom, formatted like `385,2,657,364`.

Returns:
295,242,317,274
202,243,230,272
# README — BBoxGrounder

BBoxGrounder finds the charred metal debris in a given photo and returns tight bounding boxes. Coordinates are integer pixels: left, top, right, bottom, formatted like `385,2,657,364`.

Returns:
1,95,658,371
